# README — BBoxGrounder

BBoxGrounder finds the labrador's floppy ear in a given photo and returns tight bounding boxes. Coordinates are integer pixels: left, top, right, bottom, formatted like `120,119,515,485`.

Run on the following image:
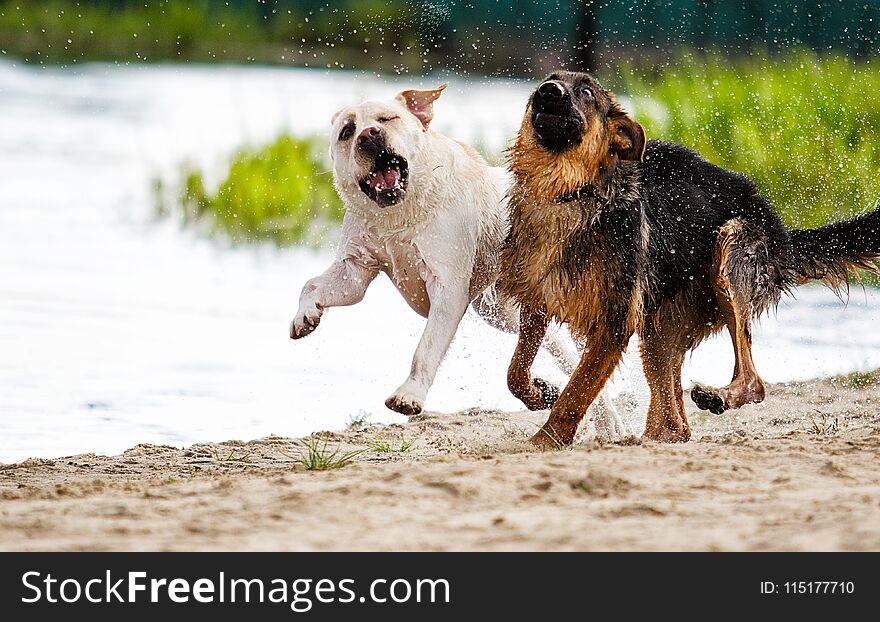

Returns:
609,107,646,162
396,84,447,130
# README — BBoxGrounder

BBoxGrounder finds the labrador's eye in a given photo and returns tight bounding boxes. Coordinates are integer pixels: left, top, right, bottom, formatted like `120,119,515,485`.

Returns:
377,115,400,123
339,122,355,141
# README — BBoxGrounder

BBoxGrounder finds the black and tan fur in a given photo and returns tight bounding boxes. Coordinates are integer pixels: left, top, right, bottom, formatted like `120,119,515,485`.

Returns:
502,70,880,447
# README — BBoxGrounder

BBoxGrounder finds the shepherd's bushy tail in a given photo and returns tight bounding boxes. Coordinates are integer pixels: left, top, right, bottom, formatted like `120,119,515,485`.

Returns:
787,205,880,291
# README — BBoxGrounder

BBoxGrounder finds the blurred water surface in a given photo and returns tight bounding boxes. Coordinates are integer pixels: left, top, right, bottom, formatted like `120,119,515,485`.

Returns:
1,60,879,462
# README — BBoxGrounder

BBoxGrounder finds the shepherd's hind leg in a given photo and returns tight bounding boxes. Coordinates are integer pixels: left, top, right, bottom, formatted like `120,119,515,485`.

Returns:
691,220,768,414
641,317,692,443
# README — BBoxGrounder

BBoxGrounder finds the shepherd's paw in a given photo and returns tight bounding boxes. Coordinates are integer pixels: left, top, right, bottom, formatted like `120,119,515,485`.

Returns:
691,384,728,414
529,424,574,450
532,377,560,410
529,430,560,450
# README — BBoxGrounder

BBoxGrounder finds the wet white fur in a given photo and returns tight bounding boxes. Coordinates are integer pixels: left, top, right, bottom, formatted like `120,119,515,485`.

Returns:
290,90,627,436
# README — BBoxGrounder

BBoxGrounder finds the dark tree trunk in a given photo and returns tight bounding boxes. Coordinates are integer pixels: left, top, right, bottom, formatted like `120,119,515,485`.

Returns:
574,3,597,71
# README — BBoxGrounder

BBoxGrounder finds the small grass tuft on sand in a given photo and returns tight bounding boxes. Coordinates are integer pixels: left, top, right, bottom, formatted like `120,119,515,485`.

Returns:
212,448,255,464
606,435,643,447
807,412,840,436
346,412,371,429
368,437,413,453
288,439,367,471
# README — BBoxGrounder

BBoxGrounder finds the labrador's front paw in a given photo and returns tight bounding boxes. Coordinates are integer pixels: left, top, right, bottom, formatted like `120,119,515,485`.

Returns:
385,382,426,416
290,303,323,339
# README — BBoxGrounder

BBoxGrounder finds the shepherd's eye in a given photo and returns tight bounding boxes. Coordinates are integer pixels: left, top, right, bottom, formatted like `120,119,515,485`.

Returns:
339,122,355,141
377,115,399,123
580,85,594,99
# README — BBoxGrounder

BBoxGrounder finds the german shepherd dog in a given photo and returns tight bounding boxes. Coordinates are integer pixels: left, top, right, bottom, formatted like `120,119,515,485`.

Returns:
502,70,880,448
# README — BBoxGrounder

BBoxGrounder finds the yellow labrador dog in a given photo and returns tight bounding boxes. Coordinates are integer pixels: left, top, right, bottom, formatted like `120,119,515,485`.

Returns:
290,85,626,437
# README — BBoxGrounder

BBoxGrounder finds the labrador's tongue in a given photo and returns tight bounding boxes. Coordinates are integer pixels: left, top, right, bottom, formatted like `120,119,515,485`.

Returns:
370,167,400,191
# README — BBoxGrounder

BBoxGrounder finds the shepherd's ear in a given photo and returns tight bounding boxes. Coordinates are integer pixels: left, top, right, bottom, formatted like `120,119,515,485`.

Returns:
609,109,646,162
396,84,447,130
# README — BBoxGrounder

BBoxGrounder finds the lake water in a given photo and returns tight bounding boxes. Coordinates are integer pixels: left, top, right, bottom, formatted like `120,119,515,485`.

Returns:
2,59,879,463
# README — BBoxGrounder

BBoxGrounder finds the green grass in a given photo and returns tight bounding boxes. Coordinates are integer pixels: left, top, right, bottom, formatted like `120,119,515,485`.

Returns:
368,436,413,453
615,50,880,231
604,435,643,447
346,412,371,429
830,368,880,389
687,410,709,429
288,438,366,471
165,134,343,247
212,448,255,464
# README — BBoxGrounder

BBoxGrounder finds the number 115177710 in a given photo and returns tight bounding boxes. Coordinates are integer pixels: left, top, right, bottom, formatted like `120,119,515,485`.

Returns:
761,581,855,595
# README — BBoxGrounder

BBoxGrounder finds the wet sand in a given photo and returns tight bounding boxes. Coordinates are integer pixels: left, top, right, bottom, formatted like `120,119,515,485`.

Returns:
1,375,879,551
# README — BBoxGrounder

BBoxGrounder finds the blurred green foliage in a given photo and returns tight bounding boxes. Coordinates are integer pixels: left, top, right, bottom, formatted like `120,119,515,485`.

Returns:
616,51,880,230
171,135,343,247
0,0,422,69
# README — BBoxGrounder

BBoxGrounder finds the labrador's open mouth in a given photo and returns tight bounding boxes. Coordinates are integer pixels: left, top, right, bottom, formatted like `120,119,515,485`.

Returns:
359,151,409,207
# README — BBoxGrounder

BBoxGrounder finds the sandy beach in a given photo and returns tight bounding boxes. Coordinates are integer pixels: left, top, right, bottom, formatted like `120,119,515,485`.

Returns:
2,374,879,552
